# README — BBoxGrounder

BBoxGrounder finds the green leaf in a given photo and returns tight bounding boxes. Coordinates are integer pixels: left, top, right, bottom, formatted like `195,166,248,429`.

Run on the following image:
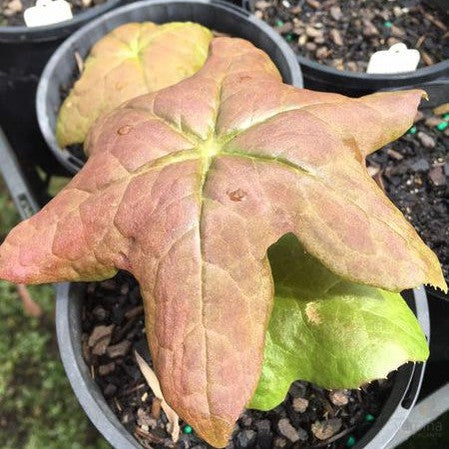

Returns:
249,234,429,411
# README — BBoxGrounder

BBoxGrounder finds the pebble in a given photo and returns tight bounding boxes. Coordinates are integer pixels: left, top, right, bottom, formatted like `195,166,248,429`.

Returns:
387,37,401,46
88,324,114,355
305,26,323,38
330,28,344,46
387,148,404,161
275,22,293,34
298,34,308,46
311,418,342,440
306,0,320,8
278,418,300,443
274,437,287,448
255,0,271,10
92,305,108,321
235,429,257,448
106,340,132,358
421,51,435,66
6,0,22,12
391,25,406,38
332,58,345,70
292,397,309,412
417,132,436,149
425,117,446,128
316,46,331,59
98,362,116,376
429,166,446,186
362,19,379,37
329,389,349,406
346,61,359,71
330,6,343,21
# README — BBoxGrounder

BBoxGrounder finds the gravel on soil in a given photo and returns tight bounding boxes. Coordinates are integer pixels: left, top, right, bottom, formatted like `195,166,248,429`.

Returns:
253,0,449,72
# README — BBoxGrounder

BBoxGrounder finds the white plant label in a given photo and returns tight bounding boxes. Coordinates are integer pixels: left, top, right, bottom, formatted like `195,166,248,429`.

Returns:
367,43,420,74
24,0,73,27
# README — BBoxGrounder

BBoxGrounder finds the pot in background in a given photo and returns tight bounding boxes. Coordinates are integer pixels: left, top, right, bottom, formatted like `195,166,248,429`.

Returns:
0,0,124,179
36,0,303,174
242,0,449,106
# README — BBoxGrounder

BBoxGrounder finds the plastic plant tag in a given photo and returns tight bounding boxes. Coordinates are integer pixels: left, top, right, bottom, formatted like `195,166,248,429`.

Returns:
24,0,72,27
367,43,420,74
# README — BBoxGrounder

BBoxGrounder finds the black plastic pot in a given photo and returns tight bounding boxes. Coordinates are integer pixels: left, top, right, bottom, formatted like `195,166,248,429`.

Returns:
0,127,39,219
55,285,429,449
0,0,123,178
426,287,449,362
36,0,303,174
242,0,449,107
0,128,432,449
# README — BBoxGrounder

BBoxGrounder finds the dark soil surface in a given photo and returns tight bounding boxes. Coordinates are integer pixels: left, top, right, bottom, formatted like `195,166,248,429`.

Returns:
367,107,449,283
253,0,449,72
0,0,107,27
82,272,394,449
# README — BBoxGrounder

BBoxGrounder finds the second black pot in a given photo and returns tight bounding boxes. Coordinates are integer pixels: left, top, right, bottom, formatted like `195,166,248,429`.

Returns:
242,0,449,106
0,0,123,178
36,0,303,174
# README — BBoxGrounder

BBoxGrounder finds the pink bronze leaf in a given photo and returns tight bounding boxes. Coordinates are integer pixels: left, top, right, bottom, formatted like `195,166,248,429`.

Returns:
0,37,445,447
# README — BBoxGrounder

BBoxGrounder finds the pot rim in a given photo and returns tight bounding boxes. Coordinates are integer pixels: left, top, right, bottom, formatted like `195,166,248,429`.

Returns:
0,0,122,43
55,283,430,449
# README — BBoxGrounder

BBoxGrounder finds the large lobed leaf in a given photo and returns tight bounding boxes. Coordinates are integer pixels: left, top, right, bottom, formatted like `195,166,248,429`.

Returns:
57,22,213,148
0,37,445,447
249,234,429,411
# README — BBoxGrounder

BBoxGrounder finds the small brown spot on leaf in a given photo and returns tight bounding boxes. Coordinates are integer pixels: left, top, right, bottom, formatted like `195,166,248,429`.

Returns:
117,125,132,135
228,188,247,202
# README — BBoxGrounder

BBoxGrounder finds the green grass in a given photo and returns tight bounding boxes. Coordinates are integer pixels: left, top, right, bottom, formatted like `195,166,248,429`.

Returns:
0,178,110,449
